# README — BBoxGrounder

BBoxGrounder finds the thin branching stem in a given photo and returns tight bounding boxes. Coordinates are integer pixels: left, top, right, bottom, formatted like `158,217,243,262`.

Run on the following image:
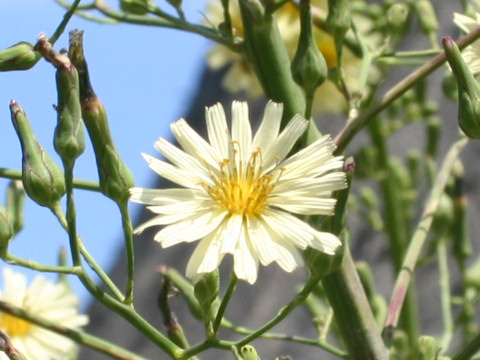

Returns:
334,26,480,153
384,137,469,337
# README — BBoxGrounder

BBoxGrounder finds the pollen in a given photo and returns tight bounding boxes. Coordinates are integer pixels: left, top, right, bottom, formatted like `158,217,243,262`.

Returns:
0,313,32,337
207,151,275,216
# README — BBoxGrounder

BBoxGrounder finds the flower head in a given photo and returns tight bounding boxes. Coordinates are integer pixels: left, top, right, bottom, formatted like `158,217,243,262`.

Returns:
130,101,346,284
0,268,88,360
454,1,480,74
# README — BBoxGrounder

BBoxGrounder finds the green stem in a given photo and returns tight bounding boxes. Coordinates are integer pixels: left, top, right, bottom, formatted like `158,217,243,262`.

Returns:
119,201,135,305
53,205,125,302
49,0,82,44
235,278,325,348
438,235,454,352
322,248,389,360
64,165,81,266
3,253,82,275
367,117,419,344
53,0,239,51
77,269,183,358
334,25,480,153
380,49,442,58
0,168,100,192
181,277,323,359
220,322,347,358
238,0,305,124
0,300,151,360
384,137,468,336
78,241,125,302
213,273,237,334
452,332,480,360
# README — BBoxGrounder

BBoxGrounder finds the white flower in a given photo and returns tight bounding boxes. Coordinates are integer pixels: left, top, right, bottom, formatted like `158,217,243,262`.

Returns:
454,2,480,74
130,101,346,284
0,268,88,360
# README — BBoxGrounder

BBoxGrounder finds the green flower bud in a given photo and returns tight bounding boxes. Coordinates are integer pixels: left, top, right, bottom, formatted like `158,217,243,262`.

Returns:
326,0,352,44
6,180,25,235
9,100,66,211
386,3,409,31
35,34,85,166
291,0,328,96
54,62,85,166
415,0,438,36
240,345,261,360
443,37,480,139
0,42,40,72
0,205,13,255
194,269,219,323
69,30,134,204
120,0,153,14
416,335,440,360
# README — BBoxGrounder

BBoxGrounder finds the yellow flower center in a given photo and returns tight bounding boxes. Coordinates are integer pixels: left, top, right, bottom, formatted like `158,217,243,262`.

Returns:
1,313,32,337
207,151,275,216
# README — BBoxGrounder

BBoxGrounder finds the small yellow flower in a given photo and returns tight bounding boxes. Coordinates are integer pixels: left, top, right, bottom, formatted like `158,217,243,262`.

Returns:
205,0,365,114
454,1,480,74
0,268,88,360
130,101,346,284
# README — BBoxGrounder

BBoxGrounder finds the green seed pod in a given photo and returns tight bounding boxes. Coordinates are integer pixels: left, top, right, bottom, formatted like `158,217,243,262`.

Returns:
0,42,40,72
9,100,66,211
291,0,328,96
69,30,134,204
0,205,13,255
6,180,25,235
240,345,261,360
194,269,220,323
443,37,480,139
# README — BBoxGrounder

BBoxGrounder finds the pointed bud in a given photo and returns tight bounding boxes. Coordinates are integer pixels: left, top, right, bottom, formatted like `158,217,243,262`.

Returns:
35,34,85,167
6,180,25,235
0,42,40,72
0,205,13,256
194,269,220,325
9,100,65,211
443,37,480,139
291,0,328,96
69,30,134,204
240,345,261,360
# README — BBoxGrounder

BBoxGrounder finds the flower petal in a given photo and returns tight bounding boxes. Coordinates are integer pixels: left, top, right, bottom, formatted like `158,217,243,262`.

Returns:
154,209,227,247
206,103,231,159
252,101,283,150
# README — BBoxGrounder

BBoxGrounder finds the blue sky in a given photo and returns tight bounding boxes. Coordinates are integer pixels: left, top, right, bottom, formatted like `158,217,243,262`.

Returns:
0,1,209,308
